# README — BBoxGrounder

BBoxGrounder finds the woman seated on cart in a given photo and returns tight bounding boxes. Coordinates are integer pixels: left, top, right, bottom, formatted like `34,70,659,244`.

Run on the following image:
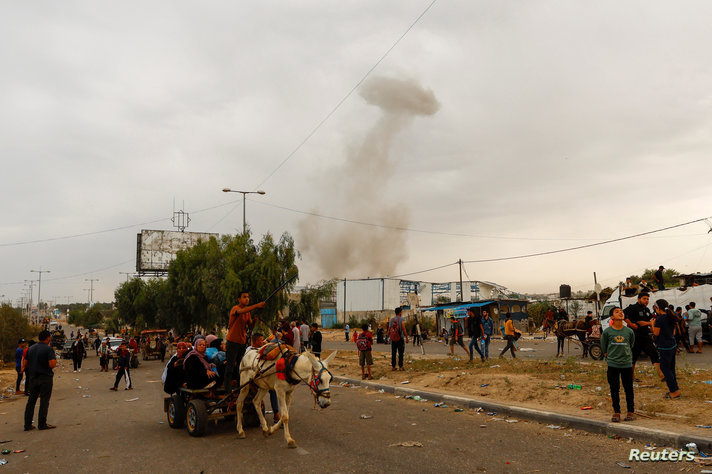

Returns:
184,337,222,390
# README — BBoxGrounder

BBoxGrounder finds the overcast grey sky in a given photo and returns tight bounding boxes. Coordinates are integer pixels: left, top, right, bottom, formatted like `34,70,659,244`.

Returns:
2,1,712,305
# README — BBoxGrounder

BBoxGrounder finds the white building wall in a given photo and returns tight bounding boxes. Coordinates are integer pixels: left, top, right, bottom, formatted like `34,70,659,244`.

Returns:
384,279,401,309
336,279,384,312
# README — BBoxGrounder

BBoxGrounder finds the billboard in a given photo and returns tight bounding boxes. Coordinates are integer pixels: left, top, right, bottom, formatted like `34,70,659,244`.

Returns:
136,229,218,273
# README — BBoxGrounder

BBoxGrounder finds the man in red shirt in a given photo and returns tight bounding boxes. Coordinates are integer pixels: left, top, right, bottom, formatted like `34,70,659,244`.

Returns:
224,291,265,392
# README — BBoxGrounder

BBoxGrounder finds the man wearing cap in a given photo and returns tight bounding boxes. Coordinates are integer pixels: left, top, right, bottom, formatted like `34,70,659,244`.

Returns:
23,330,57,431
15,339,27,395
653,266,665,291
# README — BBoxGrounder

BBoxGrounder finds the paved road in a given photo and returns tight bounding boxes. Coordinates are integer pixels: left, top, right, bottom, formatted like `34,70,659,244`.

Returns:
0,351,682,472
324,335,712,367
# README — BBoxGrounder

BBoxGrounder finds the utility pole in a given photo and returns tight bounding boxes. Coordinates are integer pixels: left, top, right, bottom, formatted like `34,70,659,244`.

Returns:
30,269,51,312
119,272,132,282
84,279,99,305
83,288,91,306
458,259,464,302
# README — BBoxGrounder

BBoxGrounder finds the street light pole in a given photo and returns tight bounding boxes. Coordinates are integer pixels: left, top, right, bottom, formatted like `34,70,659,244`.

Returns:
222,188,266,234
30,269,51,311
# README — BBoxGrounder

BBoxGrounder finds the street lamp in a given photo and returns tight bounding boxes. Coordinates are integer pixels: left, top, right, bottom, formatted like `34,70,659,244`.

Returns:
221,188,266,234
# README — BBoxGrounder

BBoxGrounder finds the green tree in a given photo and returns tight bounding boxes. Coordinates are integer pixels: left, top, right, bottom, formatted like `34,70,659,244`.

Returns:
288,280,337,323
527,301,552,328
0,304,39,362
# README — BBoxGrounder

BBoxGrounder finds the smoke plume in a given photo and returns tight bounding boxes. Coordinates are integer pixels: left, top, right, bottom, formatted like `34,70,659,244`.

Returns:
298,76,440,278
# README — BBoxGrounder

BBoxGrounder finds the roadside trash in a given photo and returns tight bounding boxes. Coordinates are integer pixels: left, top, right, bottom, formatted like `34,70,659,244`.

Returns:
686,443,699,454
0,459,7,466
506,419,518,423
608,435,622,440
82,395,91,398
547,425,562,430
389,441,423,448
567,384,582,390
702,381,712,385
378,389,385,393
434,403,448,408
486,412,497,416
596,386,602,392
0,442,10,445
480,384,489,387
615,461,631,468
125,398,139,402
360,415,373,419
12,451,23,454
475,407,484,412
454,408,464,412
412,396,423,401
158,422,164,424
265,410,273,414
696,425,712,429
490,365,501,368
0,451,8,455
375,399,382,402
401,381,410,384
580,406,592,410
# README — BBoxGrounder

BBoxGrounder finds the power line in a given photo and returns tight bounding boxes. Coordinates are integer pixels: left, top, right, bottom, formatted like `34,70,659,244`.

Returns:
254,0,438,189
383,261,458,279
252,198,708,242
463,217,711,264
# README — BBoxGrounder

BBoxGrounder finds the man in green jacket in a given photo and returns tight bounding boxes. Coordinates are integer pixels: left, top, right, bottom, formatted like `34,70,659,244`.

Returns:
601,307,636,423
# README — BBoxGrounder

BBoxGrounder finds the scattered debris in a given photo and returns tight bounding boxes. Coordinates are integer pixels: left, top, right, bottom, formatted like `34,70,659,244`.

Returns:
546,425,562,430
12,451,24,454
580,406,592,410
125,398,139,402
479,384,489,388
479,425,487,428
378,389,385,393
490,365,501,368
686,443,699,454
400,381,410,385
454,408,464,412
360,414,373,419
615,461,631,468
486,412,497,416
506,419,518,423
389,441,423,448
696,425,712,429
0,459,7,466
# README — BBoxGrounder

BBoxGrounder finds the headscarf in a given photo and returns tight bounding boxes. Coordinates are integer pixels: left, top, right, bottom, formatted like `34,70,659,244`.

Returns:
185,337,211,371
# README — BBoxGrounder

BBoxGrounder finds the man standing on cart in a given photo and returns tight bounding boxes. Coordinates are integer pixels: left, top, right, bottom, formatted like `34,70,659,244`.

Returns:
224,291,266,392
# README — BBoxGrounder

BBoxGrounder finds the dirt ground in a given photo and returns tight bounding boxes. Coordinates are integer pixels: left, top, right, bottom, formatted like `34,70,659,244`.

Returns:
325,347,712,435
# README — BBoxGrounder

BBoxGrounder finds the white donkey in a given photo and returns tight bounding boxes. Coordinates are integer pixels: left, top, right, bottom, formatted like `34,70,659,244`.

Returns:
236,347,336,448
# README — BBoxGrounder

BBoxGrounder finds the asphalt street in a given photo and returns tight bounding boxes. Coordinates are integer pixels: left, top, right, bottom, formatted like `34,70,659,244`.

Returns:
0,350,684,473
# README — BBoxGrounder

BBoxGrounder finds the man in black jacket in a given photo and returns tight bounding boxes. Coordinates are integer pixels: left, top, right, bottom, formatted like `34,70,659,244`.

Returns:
23,330,57,431
467,308,485,362
623,292,663,382
71,336,86,373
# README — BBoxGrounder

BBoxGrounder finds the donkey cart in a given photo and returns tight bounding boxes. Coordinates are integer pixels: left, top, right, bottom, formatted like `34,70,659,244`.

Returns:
164,385,263,437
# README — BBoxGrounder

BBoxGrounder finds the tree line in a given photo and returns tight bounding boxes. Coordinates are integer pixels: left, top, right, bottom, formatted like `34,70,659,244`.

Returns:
113,231,300,335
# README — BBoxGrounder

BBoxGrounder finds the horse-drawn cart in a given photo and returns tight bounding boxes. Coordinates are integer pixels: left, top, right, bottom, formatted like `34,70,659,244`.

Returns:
556,320,605,360
141,329,168,361
164,385,262,437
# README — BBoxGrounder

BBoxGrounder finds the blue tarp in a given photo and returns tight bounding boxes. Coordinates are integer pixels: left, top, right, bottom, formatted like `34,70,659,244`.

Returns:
421,301,493,319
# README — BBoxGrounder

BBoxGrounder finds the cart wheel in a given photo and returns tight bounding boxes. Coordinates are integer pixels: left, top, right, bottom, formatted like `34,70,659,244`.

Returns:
167,394,185,429
186,399,208,437
589,343,603,360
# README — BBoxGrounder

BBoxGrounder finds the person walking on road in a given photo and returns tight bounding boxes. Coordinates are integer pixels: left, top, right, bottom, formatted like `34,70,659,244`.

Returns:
110,344,132,390
687,301,704,354
652,299,681,399
467,308,484,362
299,321,310,352
601,307,636,422
99,338,110,372
389,307,409,371
499,313,517,359
224,291,265,392
71,335,86,373
345,324,350,342
356,323,374,380
481,310,493,359
448,316,470,359
15,338,27,395
310,323,322,358
23,330,57,431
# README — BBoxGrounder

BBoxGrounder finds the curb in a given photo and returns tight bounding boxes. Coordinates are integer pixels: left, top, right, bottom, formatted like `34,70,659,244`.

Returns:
333,376,712,450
